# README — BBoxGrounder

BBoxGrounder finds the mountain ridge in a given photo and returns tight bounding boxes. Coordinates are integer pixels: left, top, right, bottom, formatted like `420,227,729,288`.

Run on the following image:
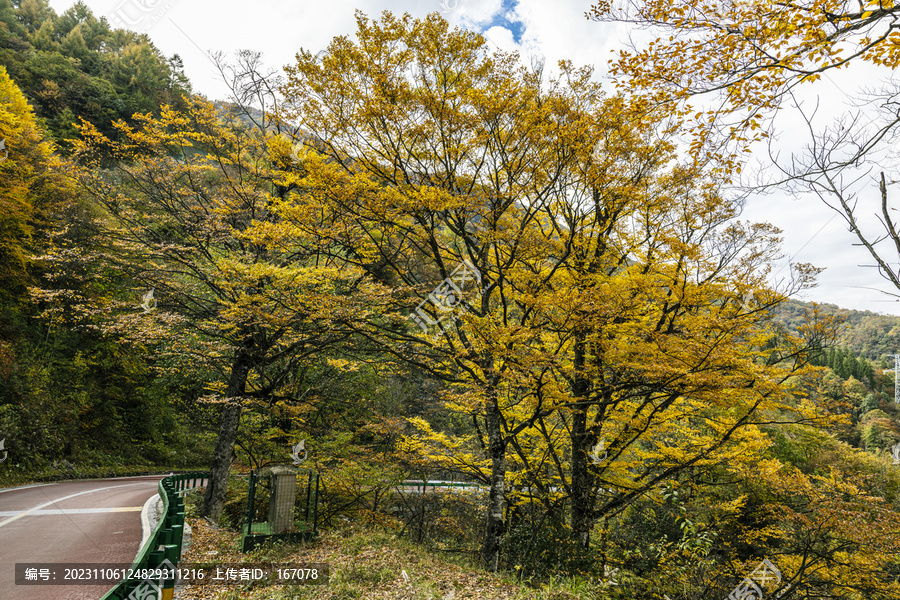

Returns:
773,298,900,363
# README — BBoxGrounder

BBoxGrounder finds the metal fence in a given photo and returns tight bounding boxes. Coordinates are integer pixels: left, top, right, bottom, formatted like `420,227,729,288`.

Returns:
241,468,319,552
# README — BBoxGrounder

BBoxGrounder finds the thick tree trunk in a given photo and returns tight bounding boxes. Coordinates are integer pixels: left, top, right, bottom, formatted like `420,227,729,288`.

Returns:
480,395,506,571
200,348,253,521
570,407,594,549
569,333,595,549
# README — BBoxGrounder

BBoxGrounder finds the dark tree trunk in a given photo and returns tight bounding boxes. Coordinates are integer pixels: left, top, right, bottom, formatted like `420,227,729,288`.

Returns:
480,394,507,571
200,348,253,521
570,407,594,548
569,332,595,549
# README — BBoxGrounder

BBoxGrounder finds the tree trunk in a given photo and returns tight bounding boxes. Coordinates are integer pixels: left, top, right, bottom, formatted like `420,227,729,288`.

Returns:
570,407,594,548
570,332,595,549
200,348,253,521
480,394,506,571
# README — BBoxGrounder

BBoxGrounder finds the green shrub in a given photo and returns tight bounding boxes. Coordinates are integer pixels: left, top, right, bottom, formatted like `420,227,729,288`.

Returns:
220,474,252,530
502,516,595,580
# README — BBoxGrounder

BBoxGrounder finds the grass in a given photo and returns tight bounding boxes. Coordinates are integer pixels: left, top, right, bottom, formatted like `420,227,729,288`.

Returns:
174,498,614,600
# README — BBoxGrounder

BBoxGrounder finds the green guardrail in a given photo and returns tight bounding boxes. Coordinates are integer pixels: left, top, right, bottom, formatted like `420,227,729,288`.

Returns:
100,471,207,600
396,480,483,491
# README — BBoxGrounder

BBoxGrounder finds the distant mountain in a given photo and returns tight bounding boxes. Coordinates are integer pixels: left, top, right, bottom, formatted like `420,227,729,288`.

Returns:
771,299,900,364
212,101,265,130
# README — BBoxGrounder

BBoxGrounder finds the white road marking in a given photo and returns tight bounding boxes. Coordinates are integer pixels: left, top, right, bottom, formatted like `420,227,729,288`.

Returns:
0,475,164,495
0,507,142,516
0,483,151,529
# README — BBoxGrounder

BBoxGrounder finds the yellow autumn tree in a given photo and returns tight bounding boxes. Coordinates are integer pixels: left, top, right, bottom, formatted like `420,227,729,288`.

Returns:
589,0,900,310
588,0,900,167
0,64,72,299
36,97,373,521
274,10,835,571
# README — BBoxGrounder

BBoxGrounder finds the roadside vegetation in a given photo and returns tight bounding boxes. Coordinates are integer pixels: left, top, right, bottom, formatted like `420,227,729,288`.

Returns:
3,2,900,598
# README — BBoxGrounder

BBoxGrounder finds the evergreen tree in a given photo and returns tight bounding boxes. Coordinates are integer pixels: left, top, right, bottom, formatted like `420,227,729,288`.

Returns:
0,0,192,146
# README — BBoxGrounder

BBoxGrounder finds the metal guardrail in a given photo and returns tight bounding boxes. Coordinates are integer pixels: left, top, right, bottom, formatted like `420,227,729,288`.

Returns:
100,472,207,600
394,480,485,494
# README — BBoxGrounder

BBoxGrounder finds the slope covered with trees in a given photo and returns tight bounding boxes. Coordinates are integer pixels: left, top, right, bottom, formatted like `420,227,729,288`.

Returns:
0,0,190,146
0,1,206,480
771,299,900,361
2,5,900,600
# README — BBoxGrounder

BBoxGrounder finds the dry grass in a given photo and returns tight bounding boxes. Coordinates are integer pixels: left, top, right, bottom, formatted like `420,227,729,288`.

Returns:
173,517,603,600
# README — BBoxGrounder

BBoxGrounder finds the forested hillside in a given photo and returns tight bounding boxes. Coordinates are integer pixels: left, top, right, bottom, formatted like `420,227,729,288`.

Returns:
772,299,900,362
2,4,900,600
0,0,190,146
0,0,206,478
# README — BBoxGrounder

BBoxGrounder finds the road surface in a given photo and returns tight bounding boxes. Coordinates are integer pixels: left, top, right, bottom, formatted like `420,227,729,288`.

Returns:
0,476,164,600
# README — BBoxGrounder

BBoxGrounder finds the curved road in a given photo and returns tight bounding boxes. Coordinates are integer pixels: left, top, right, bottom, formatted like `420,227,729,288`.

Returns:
0,476,165,600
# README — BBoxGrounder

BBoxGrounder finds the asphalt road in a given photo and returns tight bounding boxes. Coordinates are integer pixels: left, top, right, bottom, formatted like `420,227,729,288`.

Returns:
0,476,165,600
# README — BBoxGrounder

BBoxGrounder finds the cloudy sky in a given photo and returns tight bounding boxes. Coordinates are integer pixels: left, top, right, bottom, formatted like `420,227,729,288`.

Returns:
48,0,900,316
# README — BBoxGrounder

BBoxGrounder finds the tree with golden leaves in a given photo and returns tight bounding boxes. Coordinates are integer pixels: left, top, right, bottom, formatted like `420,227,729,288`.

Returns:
588,0,900,160
0,65,73,300
276,10,832,570
43,97,367,521
589,0,900,304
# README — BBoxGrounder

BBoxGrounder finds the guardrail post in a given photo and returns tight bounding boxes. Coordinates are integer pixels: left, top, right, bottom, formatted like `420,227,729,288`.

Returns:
161,545,179,600
148,549,164,569
170,523,184,552
304,470,312,522
247,469,257,530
